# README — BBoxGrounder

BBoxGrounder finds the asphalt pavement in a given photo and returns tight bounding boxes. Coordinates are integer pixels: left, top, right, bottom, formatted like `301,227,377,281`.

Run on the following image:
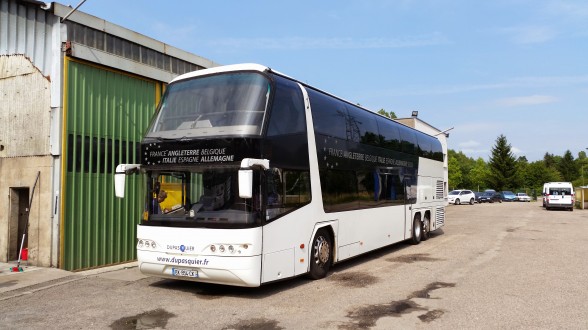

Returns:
0,260,142,298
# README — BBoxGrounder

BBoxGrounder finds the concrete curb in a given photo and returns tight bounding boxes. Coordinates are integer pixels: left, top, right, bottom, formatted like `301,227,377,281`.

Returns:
0,261,140,298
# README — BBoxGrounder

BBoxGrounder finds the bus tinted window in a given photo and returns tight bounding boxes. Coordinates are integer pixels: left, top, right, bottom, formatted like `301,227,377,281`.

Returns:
377,118,401,152
357,170,405,208
266,76,305,136
430,136,443,161
347,105,381,146
264,75,310,169
417,134,432,158
308,89,349,140
321,170,359,212
398,125,417,155
266,168,311,221
147,72,270,138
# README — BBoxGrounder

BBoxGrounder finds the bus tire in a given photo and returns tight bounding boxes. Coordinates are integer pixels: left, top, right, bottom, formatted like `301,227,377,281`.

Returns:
411,214,422,245
308,228,332,280
422,215,430,241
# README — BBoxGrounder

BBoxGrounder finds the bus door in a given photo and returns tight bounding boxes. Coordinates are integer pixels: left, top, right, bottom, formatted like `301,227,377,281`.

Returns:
404,176,416,239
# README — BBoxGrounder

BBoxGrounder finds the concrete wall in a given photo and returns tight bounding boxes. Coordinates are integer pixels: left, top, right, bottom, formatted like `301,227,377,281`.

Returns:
0,55,54,266
0,156,54,266
0,55,52,157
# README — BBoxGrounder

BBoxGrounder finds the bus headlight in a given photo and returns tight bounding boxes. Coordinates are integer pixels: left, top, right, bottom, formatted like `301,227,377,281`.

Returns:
209,243,248,254
137,238,157,250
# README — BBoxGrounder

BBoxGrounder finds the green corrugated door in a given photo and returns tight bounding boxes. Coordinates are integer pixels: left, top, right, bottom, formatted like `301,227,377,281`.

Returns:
62,58,159,271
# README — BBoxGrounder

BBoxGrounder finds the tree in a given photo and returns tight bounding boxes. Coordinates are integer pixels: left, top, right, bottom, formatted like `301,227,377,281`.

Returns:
558,150,578,182
514,156,529,190
377,109,397,119
448,157,463,190
469,157,490,191
448,149,476,189
526,161,562,194
487,135,517,191
543,152,562,171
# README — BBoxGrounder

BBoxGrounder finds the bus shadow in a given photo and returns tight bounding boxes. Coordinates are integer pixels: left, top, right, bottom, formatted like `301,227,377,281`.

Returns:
148,229,445,298
149,273,313,299
329,229,445,274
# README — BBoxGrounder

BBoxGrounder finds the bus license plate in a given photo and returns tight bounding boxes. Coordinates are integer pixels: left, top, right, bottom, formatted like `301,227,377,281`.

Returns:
172,268,198,278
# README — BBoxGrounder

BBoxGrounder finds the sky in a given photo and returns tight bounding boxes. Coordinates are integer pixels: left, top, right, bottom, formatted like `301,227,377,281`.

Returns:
72,0,588,162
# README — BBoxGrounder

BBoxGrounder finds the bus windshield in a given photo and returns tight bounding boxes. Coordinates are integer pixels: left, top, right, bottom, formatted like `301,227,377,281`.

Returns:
146,72,271,139
148,168,262,228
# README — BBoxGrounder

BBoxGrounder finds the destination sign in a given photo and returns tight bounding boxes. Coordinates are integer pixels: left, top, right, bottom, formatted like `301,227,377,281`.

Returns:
141,139,260,166
316,135,416,170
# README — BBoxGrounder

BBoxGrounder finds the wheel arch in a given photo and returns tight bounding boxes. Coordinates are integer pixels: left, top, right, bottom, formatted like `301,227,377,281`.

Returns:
309,222,337,267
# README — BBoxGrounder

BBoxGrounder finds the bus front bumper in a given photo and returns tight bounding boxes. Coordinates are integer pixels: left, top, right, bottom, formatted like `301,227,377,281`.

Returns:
138,250,262,287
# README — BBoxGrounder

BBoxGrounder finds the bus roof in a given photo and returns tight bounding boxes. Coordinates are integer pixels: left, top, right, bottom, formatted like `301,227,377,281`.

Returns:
169,63,441,141
171,63,289,83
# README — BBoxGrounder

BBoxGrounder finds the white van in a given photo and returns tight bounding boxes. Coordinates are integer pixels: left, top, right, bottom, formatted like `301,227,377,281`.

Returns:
543,182,574,211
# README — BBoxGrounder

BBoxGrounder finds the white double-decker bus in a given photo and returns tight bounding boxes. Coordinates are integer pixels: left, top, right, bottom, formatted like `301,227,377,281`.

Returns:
115,63,446,287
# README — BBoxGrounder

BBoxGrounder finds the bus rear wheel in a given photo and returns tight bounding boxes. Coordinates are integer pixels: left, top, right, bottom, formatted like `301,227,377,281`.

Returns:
422,215,430,241
411,214,422,245
308,229,332,280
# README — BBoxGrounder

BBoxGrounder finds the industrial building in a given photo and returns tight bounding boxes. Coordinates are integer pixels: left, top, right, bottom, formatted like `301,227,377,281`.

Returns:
0,0,217,270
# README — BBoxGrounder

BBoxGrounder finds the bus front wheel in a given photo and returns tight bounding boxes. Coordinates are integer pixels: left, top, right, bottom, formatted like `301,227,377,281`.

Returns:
411,214,422,245
308,229,332,280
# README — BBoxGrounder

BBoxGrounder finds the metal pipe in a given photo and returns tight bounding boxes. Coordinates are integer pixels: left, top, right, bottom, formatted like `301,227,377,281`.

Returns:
60,0,87,23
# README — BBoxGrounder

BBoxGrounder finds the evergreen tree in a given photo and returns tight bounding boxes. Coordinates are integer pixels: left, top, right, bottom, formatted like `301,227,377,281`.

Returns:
487,135,517,191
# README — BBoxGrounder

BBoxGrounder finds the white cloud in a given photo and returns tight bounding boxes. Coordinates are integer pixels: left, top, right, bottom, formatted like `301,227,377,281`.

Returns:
545,2,588,19
460,148,490,157
497,26,557,44
511,147,523,155
459,140,481,148
208,33,450,50
454,122,502,134
496,95,558,107
379,74,588,97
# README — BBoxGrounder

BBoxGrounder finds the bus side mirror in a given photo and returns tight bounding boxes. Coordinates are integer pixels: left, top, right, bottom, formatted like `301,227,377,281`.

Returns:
238,169,253,198
115,164,141,198
238,158,269,199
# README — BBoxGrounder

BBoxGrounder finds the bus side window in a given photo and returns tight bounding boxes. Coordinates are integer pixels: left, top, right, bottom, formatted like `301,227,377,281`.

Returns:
266,168,311,221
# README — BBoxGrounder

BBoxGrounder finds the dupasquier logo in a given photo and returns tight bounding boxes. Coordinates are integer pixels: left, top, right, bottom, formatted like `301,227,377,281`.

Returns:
167,244,195,252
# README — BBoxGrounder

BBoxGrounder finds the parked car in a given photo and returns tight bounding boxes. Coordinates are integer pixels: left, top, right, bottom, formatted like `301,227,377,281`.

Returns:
543,182,574,211
448,189,476,205
515,192,531,202
474,191,485,203
478,191,502,203
501,191,516,202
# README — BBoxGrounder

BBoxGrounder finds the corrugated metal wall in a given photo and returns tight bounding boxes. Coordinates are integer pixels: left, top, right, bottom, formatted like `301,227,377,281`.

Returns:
62,58,160,271
0,0,55,75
